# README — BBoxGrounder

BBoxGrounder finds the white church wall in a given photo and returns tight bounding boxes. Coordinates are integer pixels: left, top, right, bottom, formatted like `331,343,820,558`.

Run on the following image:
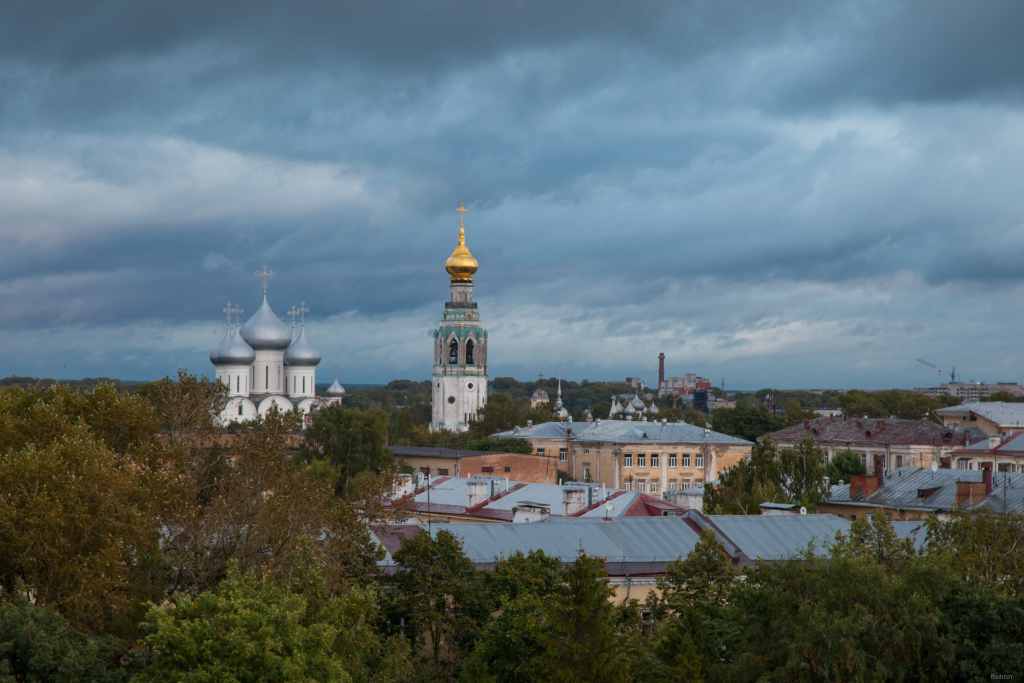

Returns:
253,349,285,395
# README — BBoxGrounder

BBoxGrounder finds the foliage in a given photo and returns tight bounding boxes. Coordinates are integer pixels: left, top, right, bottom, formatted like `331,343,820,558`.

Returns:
838,388,960,420
704,437,829,514
297,404,395,498
533,552,629,683
925,509,1024,595
0,585,127,683
825,447,865,484
981,390,1024,403
681,409,708,428
386,529,487,682
482,550,563,609
134,558,408,683
776,436,830,510
710,404,785,442
659,528,739,609
782,399,817,426
831,509,917,573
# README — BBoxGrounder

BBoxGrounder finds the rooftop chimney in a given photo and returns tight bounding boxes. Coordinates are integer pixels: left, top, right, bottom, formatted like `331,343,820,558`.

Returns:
467,481,488,508
874,455,884,489
562,488,586,516
982,462,993,495
659,352,666,387
940,456,951,469
988,433,1001,450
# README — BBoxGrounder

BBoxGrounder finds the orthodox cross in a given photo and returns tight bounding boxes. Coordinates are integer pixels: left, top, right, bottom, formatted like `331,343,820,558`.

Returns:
223,302,232,326
255,262,274,293
538,372,544,382
456,202,467,229
231,304,244,327
298,301,309,324
334,364,339,381
288,305,299,328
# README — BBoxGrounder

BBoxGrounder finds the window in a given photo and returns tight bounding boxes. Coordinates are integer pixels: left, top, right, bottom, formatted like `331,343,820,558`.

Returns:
624,454,633,468
447,396,455,404
266,365,269,389
465,339,475,364
293,377,296,393
669,454,677,468
957,458,972,470
437,469,449,476
238,405,243,416
504,466,511,473
419,467,430,475
668,478,677,489
681,454,691,467
695,453,704,469
624,480,632,491
895,454,902,468
861,453,867,466
681,478,691,488
482,466,494,473
636,480,647,493
584,467,591,481
559,448,567,462
850,515,857,521
637,453,646,467
650,479,660,493
236,376,240,392
651,453,660,467
448,339,459,364
584,449,589,457
537,448,545,458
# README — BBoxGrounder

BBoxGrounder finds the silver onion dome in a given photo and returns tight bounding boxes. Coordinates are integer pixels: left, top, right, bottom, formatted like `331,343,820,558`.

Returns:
284,325,321,366
210,326,232,365
240,295,292,350
629,393,646,410
327,378,346,397
649,402,660,415
624,401,637,415
219,327,256,365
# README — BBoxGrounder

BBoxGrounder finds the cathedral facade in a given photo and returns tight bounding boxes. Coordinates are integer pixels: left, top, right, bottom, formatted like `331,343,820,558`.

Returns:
210,264,340,423
431,206,488,432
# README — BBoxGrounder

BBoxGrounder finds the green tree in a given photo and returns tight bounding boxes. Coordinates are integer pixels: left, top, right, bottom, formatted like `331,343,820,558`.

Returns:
533,552,629,683
297,405,394,498
659,528,740,609
387,529,485,682
0,585,126,683
681,409,708,427
134,560,406,683
831,509,917,573
482,550,563,609
825,448,865,484
703,437,785,515
710,404,784,441
777,436,830,510
982,390,1022,403
783,399,816,426
389,409,415,444
925,509,1024,595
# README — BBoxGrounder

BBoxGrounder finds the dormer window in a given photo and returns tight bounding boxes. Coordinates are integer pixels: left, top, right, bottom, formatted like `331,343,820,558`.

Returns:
448,339,459,364
466,339,475,365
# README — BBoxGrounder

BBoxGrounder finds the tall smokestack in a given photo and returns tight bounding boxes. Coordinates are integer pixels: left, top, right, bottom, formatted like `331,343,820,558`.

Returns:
658,352,665,387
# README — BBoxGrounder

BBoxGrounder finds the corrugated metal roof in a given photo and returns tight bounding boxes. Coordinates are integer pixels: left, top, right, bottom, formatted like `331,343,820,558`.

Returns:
704,514,846,560
890,520,929,552
936,401,1024,428
826,466,1024,514
492,419,751,445
391,446,495,459
770,417,971,447
952,431,1024,457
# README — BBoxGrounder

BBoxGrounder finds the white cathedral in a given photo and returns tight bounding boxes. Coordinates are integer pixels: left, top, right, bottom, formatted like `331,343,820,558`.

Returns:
210,264,344,423
431,205,488,432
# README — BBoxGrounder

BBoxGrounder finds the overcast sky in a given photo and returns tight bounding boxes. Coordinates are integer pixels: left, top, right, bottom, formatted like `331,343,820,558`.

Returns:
2,0,1024,389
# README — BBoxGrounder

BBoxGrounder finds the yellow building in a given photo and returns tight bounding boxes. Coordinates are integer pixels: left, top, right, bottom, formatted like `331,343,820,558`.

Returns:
492,419,752,492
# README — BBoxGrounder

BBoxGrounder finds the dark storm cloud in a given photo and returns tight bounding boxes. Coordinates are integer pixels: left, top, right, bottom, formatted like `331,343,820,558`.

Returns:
2,0,1024,385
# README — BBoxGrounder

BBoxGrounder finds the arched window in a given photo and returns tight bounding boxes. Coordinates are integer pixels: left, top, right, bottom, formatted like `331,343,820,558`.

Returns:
449,338,459,364
238,404,243,416
465,339,475,365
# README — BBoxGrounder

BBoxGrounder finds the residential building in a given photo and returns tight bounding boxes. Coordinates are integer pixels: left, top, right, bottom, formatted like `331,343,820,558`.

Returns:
492,419,752,492
935,401,1024,436
819,462,1024,521
372,512,850,604
391,446,557,482
768,416,976,472
382,474,683,525
913,381,1024,401
659,373,711,397
946,431,1024,472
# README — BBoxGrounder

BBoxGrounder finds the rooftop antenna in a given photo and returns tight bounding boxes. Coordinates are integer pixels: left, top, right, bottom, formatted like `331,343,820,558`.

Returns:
255,262,274,295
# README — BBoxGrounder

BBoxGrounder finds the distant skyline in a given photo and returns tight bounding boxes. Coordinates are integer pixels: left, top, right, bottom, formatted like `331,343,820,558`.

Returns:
2,1,1024,389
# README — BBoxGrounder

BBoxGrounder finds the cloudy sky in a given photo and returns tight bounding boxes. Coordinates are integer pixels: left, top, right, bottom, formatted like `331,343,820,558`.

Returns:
2,0,1023,389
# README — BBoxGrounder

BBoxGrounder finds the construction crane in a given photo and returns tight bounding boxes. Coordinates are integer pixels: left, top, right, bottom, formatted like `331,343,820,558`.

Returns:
917,358,958,383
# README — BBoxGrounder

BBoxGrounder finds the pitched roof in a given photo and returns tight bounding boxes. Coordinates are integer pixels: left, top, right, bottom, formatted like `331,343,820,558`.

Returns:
391,446,499,460
769,416,971,447
372,511,851,573
492,419,752,445
825,466,1024,514
935,401,1024,428
951,430,1024,457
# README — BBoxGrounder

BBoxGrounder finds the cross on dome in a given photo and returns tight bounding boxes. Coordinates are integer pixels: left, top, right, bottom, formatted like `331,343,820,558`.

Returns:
255,262,275,293
288,305,299,328
223,302,232,325
231,304,243,326
456,202,467,228
298,301,309,324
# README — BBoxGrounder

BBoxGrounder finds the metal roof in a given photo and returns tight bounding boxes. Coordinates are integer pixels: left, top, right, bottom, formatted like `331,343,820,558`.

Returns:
826,466,1024,514
492,419,751,446
391,446,496,460
935,401,1024,428
770,417,972,447
951,431,1024,457
890,520,929,552
372,512,854,573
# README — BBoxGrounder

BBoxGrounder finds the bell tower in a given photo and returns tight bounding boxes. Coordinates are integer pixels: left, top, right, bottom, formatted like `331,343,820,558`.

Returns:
431,204,488,432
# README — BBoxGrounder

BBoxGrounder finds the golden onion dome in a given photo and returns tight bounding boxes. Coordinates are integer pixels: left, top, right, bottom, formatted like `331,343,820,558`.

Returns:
445,204,478,281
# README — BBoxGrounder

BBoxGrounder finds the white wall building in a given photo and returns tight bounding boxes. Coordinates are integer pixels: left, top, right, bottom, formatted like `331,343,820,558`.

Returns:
431,206,488,432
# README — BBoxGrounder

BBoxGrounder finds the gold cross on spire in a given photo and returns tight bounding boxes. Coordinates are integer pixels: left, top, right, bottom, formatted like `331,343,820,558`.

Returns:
255,262,274,294
456,202,467,229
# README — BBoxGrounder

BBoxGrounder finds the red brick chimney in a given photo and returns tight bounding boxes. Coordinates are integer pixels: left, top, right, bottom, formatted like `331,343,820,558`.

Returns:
850,475,865,498
940,457,951,469
982,462,993,495
874,455,884,489
658,352,665,387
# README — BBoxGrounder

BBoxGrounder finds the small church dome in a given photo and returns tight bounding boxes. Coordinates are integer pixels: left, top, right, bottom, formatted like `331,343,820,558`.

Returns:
629,393,646,410
532,388,549,402
218,327,256,365
326,378,346,396
649,402,660,415
210,326,232,365
241,295,292,350
445,204,478,282
284,325,321,366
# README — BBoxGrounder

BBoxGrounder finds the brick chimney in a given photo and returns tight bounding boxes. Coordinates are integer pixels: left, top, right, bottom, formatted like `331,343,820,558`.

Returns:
982,462,993,495
874,454,884,489
658,352,665,387
850,475,865,498
940,457,951,469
